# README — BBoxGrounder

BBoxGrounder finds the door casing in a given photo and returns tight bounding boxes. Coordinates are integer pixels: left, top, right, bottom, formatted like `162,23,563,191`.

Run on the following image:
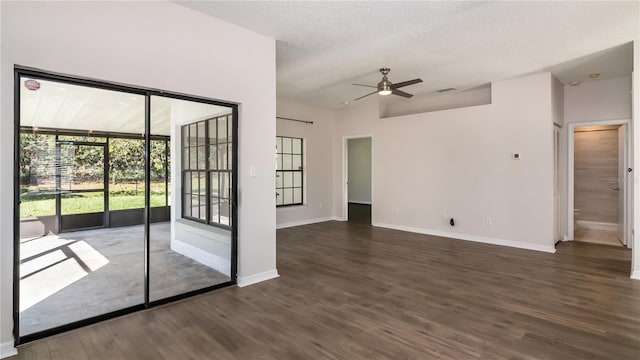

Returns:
567,119,632,249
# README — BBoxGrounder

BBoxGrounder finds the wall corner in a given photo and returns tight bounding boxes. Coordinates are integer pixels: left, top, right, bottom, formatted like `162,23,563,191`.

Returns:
0,340,17,359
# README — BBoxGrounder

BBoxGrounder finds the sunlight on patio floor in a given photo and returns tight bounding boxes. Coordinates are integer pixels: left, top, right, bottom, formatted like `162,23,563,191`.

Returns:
20,235,109,312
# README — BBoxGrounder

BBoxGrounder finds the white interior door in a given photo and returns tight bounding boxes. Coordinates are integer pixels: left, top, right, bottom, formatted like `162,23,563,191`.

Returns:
617,124,627,245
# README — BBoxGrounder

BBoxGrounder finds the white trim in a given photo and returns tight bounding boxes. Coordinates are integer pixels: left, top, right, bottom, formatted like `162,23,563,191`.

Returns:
174,219,231,245
373,222,557,253
276,216,333,229
0,341,17,359
633,44,639,277
575,220,618,232
554,125,561,242
171,239,231,276
276,205,308,212
332,216,346,222
347,201,372,205
237,269,279,287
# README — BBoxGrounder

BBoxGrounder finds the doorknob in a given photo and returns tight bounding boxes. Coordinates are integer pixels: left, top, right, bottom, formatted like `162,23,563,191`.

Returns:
613,187,620,191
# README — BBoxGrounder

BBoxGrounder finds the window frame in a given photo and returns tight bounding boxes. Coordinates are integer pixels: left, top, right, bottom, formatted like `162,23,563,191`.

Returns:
275,135,304,207
181,115,233,229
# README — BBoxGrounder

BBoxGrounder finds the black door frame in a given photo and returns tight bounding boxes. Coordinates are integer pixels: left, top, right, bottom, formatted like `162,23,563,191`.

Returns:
13,66,239,345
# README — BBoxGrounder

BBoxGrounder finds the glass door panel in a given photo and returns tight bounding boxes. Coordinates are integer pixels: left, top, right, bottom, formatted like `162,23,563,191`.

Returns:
18,75,145,336
149,96,234,302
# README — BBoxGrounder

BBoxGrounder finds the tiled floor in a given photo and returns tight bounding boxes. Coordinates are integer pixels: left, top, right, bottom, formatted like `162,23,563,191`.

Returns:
574,228,624,246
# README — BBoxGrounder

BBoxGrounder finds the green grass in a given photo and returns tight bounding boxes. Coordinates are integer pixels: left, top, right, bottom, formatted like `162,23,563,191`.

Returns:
20,182,170,218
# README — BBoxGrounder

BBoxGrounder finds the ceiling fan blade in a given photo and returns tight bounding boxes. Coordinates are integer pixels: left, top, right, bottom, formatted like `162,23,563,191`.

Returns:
352,83,377,88
392,89,413,98
391,78,423,89
353,91,378,101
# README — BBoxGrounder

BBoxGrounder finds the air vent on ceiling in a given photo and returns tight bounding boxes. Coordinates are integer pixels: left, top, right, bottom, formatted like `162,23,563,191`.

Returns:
437,88,456,93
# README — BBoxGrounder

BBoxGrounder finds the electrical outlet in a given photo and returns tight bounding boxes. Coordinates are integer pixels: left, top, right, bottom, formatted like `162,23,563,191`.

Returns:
442,213,449,219
393,208,400,215
319,203,323,209
486,216,492,225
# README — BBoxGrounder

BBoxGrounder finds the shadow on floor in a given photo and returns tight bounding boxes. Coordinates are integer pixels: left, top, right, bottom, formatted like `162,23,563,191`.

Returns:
348,203,371,224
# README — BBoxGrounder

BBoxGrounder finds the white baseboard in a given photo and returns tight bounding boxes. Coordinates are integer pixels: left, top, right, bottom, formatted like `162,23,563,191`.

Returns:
171,239,231,276
631,270,640,280
575,220,618,232
373,222,556,254
332,216,346,221
276,216,333,229
237,269,279,287
1,341,17,359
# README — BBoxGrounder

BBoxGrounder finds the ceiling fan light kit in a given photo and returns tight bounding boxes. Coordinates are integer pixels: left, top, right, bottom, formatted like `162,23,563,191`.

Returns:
377,68,393,95
353,68,423,101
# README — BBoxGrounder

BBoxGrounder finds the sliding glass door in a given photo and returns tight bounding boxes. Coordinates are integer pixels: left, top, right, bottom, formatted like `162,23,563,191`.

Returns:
15,69,237,343
17,76,146,337
148,96,235,302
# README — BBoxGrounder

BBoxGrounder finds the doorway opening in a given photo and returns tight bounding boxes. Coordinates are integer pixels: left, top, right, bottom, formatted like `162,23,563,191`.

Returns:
568,120,631,248
344,136,372,224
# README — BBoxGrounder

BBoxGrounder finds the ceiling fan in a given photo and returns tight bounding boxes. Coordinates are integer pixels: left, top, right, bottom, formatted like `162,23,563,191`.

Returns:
353,68,423,101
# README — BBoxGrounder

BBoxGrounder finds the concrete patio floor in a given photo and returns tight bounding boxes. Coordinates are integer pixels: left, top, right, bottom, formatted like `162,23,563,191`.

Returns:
19,222,230,336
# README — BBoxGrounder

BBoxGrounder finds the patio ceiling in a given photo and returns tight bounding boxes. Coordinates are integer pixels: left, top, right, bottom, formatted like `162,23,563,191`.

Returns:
20,78,231,136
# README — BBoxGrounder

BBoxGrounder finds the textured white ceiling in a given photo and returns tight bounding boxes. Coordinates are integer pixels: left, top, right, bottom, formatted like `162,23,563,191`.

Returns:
545,42,633,84
178,1,638,109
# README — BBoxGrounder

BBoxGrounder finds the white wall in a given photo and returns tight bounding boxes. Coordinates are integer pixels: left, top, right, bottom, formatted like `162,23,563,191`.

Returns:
0,3,9,356
0,1,276,349
551,75,567,240
333,72,556,253
564,76,632,124
552,76,565,126
380,87,492,118
276,99,335,228
347,137,372,204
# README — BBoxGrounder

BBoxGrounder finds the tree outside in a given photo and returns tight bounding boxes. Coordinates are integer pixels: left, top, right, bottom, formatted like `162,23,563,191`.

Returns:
20,133,171,218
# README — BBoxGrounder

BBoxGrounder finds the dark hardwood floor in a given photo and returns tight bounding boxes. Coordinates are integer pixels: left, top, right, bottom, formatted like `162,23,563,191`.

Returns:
10,221,640,359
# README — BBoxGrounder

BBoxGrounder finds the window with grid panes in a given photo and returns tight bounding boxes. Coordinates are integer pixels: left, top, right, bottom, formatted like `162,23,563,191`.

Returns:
275,136,303,206
182,114,233,227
